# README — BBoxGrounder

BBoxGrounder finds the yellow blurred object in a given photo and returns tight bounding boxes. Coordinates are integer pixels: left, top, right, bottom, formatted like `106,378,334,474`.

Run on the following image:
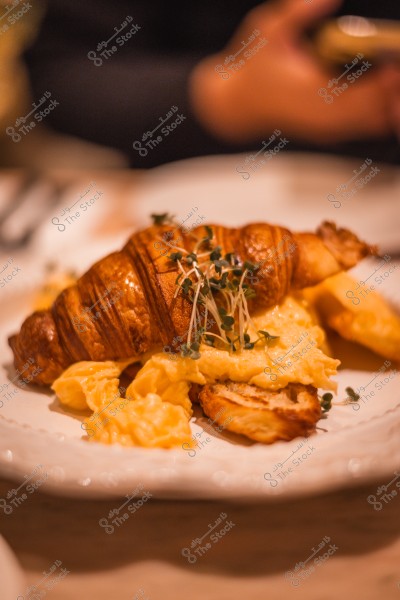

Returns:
0,0,46,130
33,268,77,311
304,272,400,363
315,16,400,64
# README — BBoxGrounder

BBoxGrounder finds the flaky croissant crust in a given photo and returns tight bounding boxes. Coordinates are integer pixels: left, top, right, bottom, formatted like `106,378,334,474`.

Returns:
8,221,374,385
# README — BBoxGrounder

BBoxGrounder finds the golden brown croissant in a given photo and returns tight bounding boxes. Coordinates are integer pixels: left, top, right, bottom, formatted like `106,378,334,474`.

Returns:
8,220,374,385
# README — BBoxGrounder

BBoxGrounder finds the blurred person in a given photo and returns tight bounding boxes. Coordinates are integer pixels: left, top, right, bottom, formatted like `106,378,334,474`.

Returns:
21,0,400,167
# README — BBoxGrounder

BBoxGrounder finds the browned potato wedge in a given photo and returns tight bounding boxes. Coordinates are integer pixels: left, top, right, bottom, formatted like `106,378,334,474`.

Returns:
199,382,321,444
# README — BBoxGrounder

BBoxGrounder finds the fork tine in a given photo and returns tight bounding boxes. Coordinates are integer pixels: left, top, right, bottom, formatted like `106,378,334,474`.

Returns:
0,178,69,250
0,170,40,228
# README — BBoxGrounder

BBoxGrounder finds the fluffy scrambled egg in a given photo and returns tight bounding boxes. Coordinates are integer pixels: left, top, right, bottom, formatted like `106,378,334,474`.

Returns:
52,296,339,448
304,272,400,363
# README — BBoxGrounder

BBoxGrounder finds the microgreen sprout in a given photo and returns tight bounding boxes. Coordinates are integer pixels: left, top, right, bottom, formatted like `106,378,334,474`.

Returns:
258,330,280,344
152,219,281,360
169,252,183,262
345,387,360,403
151,213,174,226
320,387,360,416
321,393,333,413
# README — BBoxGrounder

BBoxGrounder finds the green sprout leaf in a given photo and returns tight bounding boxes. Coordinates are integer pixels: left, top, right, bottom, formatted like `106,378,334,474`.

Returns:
242,332,254,349
151,213,171,225
345,387,360,403
169,252,183,262
221,316,235,331
200,282,210,296
214,259,229,274
210,246,222,261
321,392,333,413
244,342,255,349
220,272,229,288
224,252,237,265
258,330,280,344
243,261,260,272
243,287,257,300
185,253,198,265
181,342,201,360
180,343,191,357
181,278,193,295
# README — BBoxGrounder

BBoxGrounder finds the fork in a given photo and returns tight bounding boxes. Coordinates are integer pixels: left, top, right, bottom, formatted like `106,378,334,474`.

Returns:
0,172,68,250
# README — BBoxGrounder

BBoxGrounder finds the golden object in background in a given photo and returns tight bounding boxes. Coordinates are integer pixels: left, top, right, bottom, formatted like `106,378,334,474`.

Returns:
0,0,46,129
33,265,77,311
315,16,400,65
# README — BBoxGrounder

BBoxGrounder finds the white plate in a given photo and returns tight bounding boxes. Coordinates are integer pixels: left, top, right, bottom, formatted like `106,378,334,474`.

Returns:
0,535,26,600
0,152,399,501
131,152,400,254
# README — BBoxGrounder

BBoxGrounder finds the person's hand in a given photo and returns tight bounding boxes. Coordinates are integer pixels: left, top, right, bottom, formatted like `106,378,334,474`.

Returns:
190,0,400,144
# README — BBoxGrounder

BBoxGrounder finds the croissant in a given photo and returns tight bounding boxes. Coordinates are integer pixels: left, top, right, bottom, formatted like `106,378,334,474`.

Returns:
8,220,374,386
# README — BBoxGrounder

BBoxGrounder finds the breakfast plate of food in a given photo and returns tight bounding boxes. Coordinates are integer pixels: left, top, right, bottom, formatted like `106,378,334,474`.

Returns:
0,162,399,500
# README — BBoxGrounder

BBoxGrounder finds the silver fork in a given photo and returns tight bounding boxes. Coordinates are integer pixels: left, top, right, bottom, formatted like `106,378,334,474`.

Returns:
0,172,68,250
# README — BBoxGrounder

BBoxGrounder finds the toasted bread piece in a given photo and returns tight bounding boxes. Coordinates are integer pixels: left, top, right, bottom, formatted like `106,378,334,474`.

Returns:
199,382,321,444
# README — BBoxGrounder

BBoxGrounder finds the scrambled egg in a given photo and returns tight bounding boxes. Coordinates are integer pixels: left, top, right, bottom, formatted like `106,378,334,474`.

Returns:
34,269,77,311
304,272,400,363
52,296,339,448
84,394,192,448
52,359,133,411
